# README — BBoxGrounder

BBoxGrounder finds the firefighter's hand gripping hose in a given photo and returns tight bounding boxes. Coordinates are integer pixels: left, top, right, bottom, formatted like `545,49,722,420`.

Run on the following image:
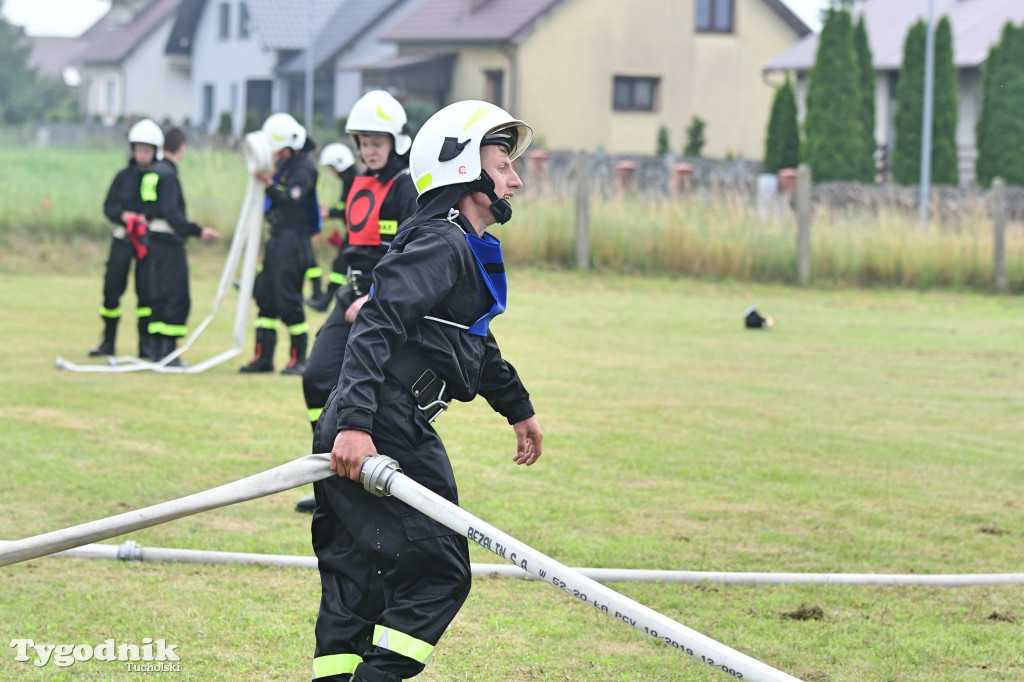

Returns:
0,454,801,681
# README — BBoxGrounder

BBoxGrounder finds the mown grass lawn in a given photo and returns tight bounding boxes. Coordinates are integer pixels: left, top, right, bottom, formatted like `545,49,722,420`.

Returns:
0,246,1022,681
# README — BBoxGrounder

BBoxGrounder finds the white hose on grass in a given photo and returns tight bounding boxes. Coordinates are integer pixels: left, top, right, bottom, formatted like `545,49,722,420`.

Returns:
7,541,1021,587
55,132,271,374
0,453,800,681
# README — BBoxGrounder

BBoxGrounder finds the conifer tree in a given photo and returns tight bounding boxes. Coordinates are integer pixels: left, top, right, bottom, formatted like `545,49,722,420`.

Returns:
976,22,1024,186
803,8,874,181
892,21,926,184
854,15,877,179
931,16,959,185
764,76,800,172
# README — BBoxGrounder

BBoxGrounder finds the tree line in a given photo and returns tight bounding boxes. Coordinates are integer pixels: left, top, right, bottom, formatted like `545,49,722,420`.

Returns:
764,7,1024,187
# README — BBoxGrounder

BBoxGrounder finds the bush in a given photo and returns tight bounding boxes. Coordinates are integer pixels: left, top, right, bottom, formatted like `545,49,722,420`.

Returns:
683,116,705,157
217,111,234,139
656,125,670,155
976,21,1024,186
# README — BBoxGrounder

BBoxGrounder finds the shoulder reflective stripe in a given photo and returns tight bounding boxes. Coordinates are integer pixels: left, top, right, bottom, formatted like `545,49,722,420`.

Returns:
136,307,152,318
161,323,187,337
99,306,122,319
372,625,433,664
305,266,323,279
311,653,361,678
307,407,322,423
140,172,159,202
329,272,348,285
379,219,398,236
255,317,277,329
288,321,310,335
422,315,469,330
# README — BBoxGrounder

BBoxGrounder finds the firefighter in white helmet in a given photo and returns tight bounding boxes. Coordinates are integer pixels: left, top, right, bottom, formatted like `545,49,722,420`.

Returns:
306,142,358,313
298,90,418,497
240,112,321,375
308,100,543,681
89,118,164,359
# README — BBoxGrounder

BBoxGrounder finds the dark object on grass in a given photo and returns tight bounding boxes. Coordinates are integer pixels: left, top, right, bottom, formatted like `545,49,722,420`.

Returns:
745,306,774,329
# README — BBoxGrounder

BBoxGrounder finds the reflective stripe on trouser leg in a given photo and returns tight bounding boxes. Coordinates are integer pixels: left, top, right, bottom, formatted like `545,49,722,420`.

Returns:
308,407,322,424
255,317,277,329
329,271,348,285
99,306,121,319
288,321,309,335
312,653,362,679
371,626,433,664
306,266,323,279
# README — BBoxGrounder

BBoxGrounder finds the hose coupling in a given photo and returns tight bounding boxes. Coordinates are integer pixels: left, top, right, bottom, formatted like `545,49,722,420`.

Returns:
360,454,402,497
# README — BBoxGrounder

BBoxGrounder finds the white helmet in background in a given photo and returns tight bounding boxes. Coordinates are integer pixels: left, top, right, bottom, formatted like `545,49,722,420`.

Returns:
128,118,164,158
261,112,307,153
345,90,412,156
410,100,532,197
319,142,356,173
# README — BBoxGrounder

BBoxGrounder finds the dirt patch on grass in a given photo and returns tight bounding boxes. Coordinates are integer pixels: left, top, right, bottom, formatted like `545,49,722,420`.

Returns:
782,604,824,621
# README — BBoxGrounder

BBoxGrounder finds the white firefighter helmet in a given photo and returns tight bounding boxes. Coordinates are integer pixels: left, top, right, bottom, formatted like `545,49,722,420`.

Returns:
409,100,532,197
128,118,164,151
345,90,412,156
319,142,356,173
261,112,307,153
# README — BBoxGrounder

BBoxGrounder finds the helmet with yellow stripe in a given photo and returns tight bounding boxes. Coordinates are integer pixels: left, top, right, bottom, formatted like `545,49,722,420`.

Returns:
345,90,412,156
409,100,532,198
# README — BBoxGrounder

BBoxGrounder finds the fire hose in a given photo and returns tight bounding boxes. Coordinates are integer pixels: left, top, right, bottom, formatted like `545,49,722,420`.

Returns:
0,454,800,681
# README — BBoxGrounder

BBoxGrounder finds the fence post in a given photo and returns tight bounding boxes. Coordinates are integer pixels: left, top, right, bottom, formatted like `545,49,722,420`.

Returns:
992,177,1007,294
796,164,812,285
575,152,590,270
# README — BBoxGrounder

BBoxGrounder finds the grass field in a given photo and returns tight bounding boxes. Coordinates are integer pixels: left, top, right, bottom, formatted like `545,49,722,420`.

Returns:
0,241,1021,680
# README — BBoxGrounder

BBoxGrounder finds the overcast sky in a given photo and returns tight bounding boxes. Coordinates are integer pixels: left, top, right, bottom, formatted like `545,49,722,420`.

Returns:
1,0,828,37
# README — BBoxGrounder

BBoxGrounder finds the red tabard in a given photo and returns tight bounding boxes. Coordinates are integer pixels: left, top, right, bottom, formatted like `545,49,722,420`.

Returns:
346,175,396,246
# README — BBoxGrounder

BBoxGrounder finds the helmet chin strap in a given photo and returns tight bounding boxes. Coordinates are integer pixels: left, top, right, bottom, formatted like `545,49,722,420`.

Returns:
467,170,512,224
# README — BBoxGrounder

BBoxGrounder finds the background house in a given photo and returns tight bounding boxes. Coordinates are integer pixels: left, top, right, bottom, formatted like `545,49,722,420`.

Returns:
763,0,1024,186
76,0,190,125
276,0,431,130
368,0,810,158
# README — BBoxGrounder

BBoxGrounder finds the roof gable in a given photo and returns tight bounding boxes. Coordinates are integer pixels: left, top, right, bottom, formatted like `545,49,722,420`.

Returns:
764,0,1024,73
77,0,183,64
382,0,809,44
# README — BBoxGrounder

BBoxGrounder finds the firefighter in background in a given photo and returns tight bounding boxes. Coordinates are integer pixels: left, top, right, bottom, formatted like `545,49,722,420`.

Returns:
90,118,162,359
240,112,320,375
306,142,358,313
145,126,220,366
309,100,543,682
295,91,418,513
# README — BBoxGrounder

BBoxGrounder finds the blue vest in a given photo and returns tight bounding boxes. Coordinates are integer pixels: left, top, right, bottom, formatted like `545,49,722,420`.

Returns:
465,231,506,337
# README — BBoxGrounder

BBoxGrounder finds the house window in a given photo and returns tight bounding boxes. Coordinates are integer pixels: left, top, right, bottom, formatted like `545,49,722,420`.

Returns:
238,2,251,39
203,84,215,126
218,3,231,40
696,0,734,33
484,70,504,108
612,76,659,112
106,79,116,113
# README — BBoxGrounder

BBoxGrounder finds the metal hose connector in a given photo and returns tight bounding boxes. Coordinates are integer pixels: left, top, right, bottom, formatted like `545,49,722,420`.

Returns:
360,455,402,497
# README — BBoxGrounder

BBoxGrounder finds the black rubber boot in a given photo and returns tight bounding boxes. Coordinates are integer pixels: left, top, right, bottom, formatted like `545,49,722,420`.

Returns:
138,318,156,360
309,275,323,300
239,328,276,373
89,317,118,356
280,332,307,376
306,281,339,313
294,495,316,513
157,334,187,368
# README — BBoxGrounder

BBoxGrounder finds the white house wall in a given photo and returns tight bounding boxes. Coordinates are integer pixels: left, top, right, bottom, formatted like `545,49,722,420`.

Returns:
123,17,191,123
81,65,123,123
191,0,278,135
